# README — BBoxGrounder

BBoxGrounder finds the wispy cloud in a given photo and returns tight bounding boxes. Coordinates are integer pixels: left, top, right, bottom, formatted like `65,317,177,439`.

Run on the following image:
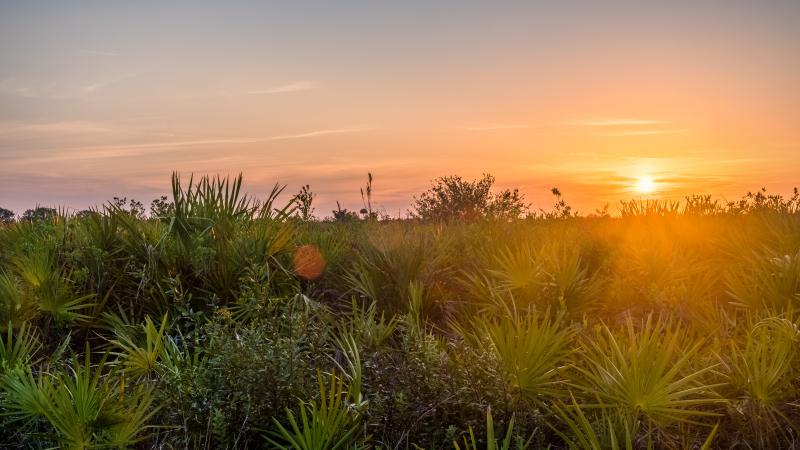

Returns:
82,82,108,94
549,117,689,136
76,49,118,57
558,118,667,127
465,118,670,131
2,76,318,100
0,78,39,98
82,73,140,95
601,128,688,137
265,125,374,140
233,80,320,96
465,124,532,131
1,74,139,98
0,125,376,164
0,120,120,135
562,152,604,158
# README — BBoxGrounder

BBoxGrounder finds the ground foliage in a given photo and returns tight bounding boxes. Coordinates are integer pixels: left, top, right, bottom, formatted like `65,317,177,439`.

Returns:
1,174,800,449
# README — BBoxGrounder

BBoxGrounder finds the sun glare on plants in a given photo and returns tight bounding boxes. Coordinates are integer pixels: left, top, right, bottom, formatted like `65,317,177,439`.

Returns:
635,176,657,194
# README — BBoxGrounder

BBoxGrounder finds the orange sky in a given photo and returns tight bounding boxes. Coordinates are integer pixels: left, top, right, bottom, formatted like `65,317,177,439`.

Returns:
1,1,798,216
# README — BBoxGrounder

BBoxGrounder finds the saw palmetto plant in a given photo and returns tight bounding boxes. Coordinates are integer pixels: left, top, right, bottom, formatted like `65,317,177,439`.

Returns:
2,346,158,449
265,370,370,450
569,315,725,441
722,315,800,446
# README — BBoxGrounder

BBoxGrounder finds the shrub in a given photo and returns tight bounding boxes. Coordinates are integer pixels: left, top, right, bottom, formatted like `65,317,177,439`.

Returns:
412,174,527,222
154,296,332,447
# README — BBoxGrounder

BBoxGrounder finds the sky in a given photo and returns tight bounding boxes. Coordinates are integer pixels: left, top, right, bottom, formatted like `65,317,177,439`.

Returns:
1,0,799,217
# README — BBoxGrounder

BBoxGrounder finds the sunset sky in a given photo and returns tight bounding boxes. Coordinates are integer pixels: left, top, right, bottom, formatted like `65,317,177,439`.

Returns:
1,1,799,216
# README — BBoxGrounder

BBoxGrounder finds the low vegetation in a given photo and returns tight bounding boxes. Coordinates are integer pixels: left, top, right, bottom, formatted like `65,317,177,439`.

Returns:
1,173,799,449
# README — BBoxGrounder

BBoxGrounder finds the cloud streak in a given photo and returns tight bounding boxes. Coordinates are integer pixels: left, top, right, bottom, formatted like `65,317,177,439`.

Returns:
600,128,688,137
76,49,118,57
0,120,121,135
558,118,667,127
0,73,140,99
233,80,320,96
0,125,376,165
266,125,374,141
464,118,671,132
0,78,39,98
465,124,532,131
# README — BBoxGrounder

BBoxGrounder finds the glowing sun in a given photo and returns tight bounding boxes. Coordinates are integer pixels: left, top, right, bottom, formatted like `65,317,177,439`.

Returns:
635,176,657,194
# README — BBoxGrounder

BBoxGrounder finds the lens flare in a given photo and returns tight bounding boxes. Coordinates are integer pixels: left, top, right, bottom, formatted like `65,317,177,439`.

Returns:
292,244,326,281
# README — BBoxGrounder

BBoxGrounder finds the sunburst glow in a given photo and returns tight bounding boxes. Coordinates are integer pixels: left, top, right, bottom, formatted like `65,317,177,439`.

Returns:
635,176,657,194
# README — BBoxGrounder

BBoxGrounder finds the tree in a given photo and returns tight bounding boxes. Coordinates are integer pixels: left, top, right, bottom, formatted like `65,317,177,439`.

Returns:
74,209,99,219
21,207,56,222
411,174,528,222
0,207,15,224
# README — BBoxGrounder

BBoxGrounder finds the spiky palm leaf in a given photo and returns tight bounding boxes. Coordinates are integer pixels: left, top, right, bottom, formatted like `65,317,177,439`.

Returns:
266,371,370,450
570,315,724,438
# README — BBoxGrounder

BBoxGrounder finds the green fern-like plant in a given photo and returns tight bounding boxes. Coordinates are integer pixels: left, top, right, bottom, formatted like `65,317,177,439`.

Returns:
0,321,40,379
110,314,168,378
1,347,159,449
570,315,724,438
551,395,719,450
0,272,39,327
266,370,370,450
724,315,800,445
12,251,94,323
468,310,574,404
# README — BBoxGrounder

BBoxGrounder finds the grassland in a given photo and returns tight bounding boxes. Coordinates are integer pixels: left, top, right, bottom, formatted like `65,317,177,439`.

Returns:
1,175,799,449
